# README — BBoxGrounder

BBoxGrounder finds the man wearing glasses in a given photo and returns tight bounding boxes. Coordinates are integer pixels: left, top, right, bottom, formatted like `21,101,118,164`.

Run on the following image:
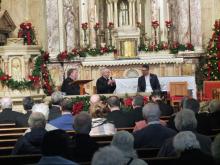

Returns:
137,64,160,92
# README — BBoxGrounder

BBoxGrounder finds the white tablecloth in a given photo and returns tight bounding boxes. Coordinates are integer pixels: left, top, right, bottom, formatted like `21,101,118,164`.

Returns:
115,76,197,98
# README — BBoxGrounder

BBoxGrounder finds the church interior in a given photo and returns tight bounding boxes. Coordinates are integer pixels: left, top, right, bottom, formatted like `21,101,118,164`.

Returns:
0,0,220,164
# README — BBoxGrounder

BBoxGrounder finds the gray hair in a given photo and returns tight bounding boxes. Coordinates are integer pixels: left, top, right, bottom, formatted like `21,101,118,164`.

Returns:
212,134,220,164
142,103,161,122
74,112,92,134
173,131,200,152
130,159,148,165
92,146,125,165
174,109,197,131
209,99,220,113
111,131,137,158
132,95,144,107
0,97,12,109
51,91,63,105
32,103,49,120
28,112,46,128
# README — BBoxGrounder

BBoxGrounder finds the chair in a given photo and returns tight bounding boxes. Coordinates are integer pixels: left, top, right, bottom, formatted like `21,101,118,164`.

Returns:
169,82,188,107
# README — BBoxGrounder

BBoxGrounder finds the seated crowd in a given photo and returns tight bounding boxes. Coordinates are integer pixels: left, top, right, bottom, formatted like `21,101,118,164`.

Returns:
0,90,220,164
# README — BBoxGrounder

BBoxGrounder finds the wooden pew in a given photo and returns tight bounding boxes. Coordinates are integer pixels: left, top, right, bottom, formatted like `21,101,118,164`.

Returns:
0,128,27,134
0,154,41,164
0,123,16,129
0,133,23,140
143,157,179,165
0,146,14,155
117,127,134,133
0,139,17,147
136,148,160,158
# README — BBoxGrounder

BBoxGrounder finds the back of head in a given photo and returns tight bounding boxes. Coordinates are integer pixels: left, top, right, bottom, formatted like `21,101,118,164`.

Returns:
32,103,49,121
28,112,46,128
130,159,148,165
74,111,92,134
1,97,12,110
142,103,161,122
173,131,200,153
92,146,125,165
184,98,200,113
209,99,220,113
132,95,144,107
90,102,107,118
107,96,120,108
61,98,73,112
23,96,34,111
174,109,197,131
42,129,70,158
90,94,101,105
212,134,220,164
51,91,63,105
111,131,136,157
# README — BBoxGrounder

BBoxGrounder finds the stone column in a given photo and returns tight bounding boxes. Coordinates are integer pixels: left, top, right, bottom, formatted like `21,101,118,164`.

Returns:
145,0,152,41
24,56,31,79
128,0,132,26
137,0,141,22
58,0,66,51
132,0,136,26
113,0,118,27
107,1,111,23
110,1,114,22
88,0,96,47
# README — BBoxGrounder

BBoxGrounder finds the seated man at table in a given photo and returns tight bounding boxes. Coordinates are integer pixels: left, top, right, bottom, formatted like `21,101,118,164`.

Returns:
61,68,80,95
137,64,160,92
96,67,116,94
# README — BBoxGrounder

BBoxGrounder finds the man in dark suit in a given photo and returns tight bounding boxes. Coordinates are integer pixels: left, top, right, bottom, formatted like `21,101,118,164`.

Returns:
130,95,144,123
0,97,24,124
61,68,80,95
96,67,116,94
138,64,160,92
133,103,176,148
16,96,34,127
106,96,134,128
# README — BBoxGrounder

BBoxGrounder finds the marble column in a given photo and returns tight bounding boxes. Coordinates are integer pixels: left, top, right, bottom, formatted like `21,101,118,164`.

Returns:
137,0,141,22
88,0,96,47
58,0,66,52
46,0,60,55
128,0,132,26
107,2,111,23
113,0,118,27
145,0,152,41
110,1,113,22
132,0,136,26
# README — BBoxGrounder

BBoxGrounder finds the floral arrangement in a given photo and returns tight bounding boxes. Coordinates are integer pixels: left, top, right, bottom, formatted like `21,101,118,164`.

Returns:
18,22,37,45
0,50,54,95
81,22,88,30
152,21,159,29
94,23,100,31
165,20,172,28
108,22,114,30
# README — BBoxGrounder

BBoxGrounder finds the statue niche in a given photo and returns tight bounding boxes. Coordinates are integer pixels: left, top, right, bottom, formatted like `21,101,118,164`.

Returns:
118,0,129,27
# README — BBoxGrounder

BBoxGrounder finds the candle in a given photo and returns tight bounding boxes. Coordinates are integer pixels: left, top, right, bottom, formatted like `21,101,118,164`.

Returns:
139,3,142,22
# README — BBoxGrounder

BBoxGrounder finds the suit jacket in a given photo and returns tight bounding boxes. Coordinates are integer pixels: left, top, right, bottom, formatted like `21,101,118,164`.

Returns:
158,131,212,157
137,74,161,92
49,114,74,131
209,111,220,129
130,107,144,123
12,128,47,155
156,100,174,116
15,111,32,127
0,108,24,124
48,105,62,121
71,134,99,162
96,76,116,94
106,110,135,128
133,123,176,148
61,77,80,95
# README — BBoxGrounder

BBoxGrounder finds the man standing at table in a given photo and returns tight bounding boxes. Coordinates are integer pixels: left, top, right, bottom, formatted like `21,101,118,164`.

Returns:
61,68,80,95
96,67,116,94
137,64,160,92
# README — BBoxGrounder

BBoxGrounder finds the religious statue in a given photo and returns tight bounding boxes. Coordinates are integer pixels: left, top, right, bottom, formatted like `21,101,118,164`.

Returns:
119,0,129,27
11,58,22,81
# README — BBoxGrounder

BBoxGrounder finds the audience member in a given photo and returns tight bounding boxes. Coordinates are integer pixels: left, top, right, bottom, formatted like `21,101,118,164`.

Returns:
48,91,63,121
130,95,144,123
106,96,134,128
49,99,74,131
111,131,148,165
90,94,101,105
0,97,24,124
12,112,47,155
151,90,173,116
173,131,214,164
92,146,125,165
71,112,99,162
38,130,77,165
209,99,220,129
133,103,176,148
16,96,34,127
90,101,116,136
212,134,220,165
158,109,212,157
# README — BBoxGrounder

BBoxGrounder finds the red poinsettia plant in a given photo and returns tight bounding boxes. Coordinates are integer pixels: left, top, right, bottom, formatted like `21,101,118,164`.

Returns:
72,101,84,115
94,23,100,31
152,20,159,29
29,75,40,88
18,22,36,45
108,22,114,30
57,50,68,61
165,20,172,28
186,42,194,51
0,74,11,81
81,22,88,30
123,97,133,107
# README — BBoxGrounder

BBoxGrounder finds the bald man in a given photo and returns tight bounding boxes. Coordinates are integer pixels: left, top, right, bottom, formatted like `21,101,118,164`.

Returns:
96,68,116,94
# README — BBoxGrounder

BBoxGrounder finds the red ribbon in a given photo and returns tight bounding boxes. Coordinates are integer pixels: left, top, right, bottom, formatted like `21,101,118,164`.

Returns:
27,31,31,45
